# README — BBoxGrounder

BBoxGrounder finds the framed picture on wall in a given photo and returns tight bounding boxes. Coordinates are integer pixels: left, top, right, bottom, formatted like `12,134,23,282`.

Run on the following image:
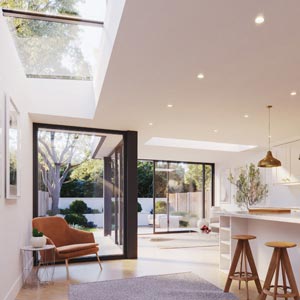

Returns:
220,168,231,203
5,97,20,199
0,91,5,199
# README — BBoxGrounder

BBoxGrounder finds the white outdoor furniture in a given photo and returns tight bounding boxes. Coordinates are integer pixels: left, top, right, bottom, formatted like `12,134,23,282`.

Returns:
209,206,222,233
147,214,182,228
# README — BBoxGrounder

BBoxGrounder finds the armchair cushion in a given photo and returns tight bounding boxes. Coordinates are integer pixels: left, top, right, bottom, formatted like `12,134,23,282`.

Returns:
57,243,98,254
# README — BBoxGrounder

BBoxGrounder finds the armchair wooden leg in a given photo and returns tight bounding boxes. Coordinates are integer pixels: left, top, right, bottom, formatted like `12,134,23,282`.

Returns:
96,253,103,270
65,259,69,277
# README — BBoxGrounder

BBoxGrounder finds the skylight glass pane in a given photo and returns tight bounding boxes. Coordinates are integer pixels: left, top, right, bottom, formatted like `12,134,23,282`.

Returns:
145,137,257,152
1,0,106,21
6,17,102,80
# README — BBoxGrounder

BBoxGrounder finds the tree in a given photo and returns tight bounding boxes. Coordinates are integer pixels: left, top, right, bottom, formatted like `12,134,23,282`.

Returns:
60,159,104,197
137,161,153,197
228,163,268,209
184,164,212,191
168,164,185,193
38,130,95,214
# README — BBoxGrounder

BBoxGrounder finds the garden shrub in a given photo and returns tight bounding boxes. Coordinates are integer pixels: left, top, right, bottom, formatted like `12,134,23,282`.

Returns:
137,202,142,213
86,221,97,228
69,200,88,214
65,213,87,227
179,220,189,227
170,211,187,217
60,208,70,215
155,201,167,214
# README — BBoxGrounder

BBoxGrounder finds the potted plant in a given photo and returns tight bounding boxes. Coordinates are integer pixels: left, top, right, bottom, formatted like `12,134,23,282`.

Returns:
228,163,268,210
31,228,46,248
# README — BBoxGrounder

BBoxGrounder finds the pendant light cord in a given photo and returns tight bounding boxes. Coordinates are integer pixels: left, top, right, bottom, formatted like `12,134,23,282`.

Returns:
268,105,272,151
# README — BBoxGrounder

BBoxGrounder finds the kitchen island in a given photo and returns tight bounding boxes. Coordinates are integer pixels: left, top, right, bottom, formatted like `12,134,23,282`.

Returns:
220,211,300,285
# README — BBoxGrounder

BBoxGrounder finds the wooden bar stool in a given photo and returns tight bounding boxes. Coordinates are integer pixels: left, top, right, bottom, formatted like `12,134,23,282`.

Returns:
224,235,262,300
259,241,299,300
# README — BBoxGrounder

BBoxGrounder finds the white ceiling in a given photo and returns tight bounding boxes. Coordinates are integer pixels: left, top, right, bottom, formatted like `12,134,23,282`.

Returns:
30,0,300,163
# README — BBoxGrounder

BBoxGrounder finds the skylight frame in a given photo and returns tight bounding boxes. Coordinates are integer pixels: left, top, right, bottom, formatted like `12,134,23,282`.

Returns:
2,8,104,27
145,137,257,152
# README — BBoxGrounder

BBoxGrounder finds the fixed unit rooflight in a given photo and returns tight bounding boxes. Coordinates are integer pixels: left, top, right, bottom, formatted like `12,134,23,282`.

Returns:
145,137,257,152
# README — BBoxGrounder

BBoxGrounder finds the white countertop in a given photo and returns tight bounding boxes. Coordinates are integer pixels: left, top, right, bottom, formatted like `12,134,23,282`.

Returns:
221,211,300,224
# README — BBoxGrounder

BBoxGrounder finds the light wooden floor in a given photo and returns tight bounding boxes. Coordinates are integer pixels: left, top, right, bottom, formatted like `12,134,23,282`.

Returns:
17,232,266,300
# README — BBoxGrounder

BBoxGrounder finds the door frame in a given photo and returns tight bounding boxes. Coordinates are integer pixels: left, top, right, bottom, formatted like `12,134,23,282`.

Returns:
33,123,138,260
139,159,215,234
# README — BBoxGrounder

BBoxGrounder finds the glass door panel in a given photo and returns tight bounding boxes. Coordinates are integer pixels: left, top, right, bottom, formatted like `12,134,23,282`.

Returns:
168,163,203,231
154,161,168,232
204,165,213,218
153,161,212,233
36,127,124,257
109,144,124,250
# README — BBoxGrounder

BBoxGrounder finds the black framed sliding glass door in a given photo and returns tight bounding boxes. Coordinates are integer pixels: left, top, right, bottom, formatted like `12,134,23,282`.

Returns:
33,124,137,260
153,161,214,233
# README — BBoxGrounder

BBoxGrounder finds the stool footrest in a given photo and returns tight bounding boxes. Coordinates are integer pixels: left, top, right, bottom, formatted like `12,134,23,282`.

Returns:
230,271,258,282
263,285,296,298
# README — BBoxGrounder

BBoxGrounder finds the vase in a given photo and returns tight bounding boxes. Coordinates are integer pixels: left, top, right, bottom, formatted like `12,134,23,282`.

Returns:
30,236,46,248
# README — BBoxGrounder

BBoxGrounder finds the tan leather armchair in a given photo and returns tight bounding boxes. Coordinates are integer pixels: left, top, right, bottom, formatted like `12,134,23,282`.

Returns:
32,216,102,273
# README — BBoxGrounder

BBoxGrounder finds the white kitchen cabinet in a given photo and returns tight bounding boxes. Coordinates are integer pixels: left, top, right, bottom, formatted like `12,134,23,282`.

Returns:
290,140,300,183
219,216,231,273
219,215,249,274
272,139,300,185
272,143,291,184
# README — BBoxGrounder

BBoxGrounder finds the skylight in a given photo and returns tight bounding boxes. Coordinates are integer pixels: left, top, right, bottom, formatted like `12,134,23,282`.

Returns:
1,0,106,80
145,137,257,152
1,0,106,21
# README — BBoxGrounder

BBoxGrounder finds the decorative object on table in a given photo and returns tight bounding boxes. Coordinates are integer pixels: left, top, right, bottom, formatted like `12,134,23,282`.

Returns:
69,272,237,300
258,105,281,168
228,163,268,210
31,228,46,248
200,224,211,234
248,207,291,214
5,96,20,199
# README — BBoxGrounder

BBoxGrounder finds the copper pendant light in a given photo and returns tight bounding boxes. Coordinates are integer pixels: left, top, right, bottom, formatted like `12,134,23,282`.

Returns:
258,105,281,168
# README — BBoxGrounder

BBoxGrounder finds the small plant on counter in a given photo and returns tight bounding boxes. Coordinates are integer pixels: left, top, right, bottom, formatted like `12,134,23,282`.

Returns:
32,228,44,237
228,163,268,209
31,228,46,248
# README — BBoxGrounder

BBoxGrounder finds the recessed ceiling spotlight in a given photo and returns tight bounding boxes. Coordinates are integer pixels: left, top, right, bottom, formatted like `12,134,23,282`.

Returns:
148,122,153,126
290,91,297,96
244,114,249,118
197,73,204,79
255,15,265,25
213,129,218,133
167,104,173,108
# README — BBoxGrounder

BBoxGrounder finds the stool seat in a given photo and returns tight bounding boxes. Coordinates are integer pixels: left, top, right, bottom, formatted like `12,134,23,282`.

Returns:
265,241,296,248
232,234,256,240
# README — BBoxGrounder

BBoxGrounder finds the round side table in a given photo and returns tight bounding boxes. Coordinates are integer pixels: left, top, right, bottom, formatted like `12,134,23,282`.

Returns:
21,245,55,287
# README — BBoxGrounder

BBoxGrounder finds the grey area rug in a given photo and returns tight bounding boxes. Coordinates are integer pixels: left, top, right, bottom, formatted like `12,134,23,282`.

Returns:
69,272,237,300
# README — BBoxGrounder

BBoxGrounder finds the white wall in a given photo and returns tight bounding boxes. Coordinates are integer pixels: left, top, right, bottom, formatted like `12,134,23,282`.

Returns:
0,14,33,300
59,198,104,211
0,2,126,298
216,148,300,210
